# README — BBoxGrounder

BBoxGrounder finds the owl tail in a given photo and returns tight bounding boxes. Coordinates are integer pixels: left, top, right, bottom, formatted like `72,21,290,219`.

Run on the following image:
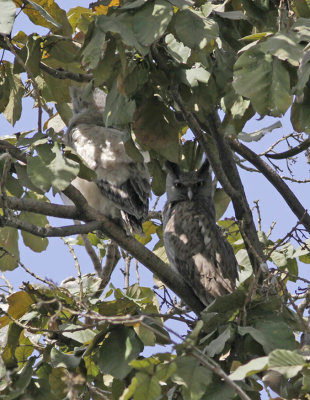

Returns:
120,210,144,235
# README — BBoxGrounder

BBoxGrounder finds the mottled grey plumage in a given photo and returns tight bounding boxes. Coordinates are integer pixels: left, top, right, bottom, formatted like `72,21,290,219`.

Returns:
163,160,238,306
64,86,150,233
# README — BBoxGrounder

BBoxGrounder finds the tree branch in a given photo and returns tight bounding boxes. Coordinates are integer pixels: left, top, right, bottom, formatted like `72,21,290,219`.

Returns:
39,62,92,83
1,189,205,314
265,136,310,160
228,137,310,233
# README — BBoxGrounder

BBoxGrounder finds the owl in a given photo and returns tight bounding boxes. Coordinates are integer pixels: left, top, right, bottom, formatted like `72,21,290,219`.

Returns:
64,85,151,233
163,160,238,306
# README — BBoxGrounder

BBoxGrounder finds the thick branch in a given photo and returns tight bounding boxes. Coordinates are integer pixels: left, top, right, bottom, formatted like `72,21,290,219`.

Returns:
2,215,101,237
0,195,80,219
228,137,310,233
1,188,205,314
40,62,92,83
265,136,310,159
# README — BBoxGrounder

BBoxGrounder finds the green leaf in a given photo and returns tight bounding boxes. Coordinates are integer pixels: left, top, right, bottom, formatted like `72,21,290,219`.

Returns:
229,356,268,380
204,325,234,357
0,0,16,35
98,0,173,55
27,141,80,193
165,33,191,63
259,33,303,67
20,211,49,253
132,0,173,47
103,82,135,127
268,349,306,378
60,324,96,344
3,62,25,126
2,357,35,400
235,249,253,282
291,87,310,133
40,71,71,103
0,227,19,271
201,290,245,333
82,25,106,69
50,347,81,369
172,9,219,50
214,189,231,221
98,326,143,379
133,97,180,150
25,35,41,77
180,63,211,87
132,373,161,400
153,238,169,264
238,319,296,354
233,49,292,117
172,356,212,400
15,334,34,363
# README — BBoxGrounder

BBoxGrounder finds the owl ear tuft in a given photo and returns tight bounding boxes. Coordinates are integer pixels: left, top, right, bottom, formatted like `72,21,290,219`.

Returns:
198,159,210,178
165,160,180,177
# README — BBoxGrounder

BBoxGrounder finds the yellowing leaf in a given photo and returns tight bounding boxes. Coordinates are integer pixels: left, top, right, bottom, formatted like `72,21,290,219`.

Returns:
94,0,120,15
0,291,34,328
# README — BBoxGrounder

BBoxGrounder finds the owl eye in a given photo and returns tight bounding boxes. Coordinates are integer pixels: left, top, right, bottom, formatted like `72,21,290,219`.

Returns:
195,181,204,188
174,182,184,189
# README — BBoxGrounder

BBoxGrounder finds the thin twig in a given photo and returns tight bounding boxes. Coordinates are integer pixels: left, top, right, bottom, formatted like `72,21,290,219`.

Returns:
62,237,83,301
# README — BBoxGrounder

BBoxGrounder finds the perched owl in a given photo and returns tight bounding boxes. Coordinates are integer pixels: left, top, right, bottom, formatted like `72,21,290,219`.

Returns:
163,160,238,306
64,86,151,233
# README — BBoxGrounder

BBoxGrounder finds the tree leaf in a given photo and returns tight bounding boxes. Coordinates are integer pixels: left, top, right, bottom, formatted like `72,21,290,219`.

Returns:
82,25,106,69
0,291,34,328
172,9,219,50
233,49,292,116
238,319,296,354
20,0,72,35
259,32,304,67
50,347,81,369
204,325,234,357
132,0,173,47
172,356,212,400
2,357,35,400
3,62,24,126
291,87,310,133
133,97,180,150
20,210,49,253
98,326,143,379
27,141,80,193
229,356,268,380
165,33,191,64
103,82,135,127
214,188,231,221
0,227,19,272
0,0,16,35
268,349,306,378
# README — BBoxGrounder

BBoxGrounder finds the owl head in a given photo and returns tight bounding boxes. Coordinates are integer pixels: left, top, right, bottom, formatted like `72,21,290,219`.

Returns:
165,159,213,203
70,86,106,115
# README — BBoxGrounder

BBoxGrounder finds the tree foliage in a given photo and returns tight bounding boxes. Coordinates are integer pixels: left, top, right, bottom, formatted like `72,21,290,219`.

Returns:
0,0,310,399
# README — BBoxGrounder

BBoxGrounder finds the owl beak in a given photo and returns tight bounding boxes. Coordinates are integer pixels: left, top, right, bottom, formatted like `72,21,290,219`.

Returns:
187,187,193,201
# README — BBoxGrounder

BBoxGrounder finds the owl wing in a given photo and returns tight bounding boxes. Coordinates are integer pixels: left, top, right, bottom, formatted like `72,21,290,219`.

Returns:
163,202,238,306
96,162,150,221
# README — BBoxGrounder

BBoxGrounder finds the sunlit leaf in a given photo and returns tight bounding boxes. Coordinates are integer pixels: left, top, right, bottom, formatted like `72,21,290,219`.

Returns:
229,356,268,380
0,0,16,35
